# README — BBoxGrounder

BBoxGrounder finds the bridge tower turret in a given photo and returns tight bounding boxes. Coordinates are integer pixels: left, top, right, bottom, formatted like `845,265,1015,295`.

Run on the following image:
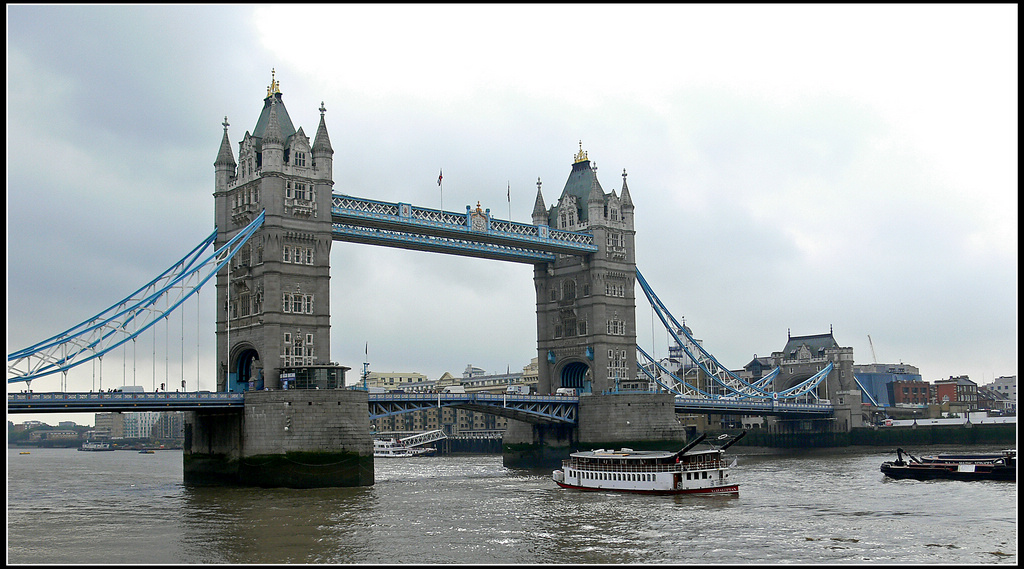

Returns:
214,117,237,192
534,143,637,395
212,70,336,393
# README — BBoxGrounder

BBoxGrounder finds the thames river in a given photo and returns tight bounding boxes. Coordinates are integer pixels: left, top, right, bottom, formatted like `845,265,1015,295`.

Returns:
6,445,1016,564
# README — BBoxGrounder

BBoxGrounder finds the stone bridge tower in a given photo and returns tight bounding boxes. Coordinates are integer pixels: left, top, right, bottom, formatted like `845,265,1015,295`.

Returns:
532,144,636,395
212,71,336,392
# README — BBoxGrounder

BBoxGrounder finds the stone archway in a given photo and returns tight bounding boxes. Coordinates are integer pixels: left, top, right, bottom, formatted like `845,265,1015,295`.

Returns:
558,360,590,390
231,346,262,392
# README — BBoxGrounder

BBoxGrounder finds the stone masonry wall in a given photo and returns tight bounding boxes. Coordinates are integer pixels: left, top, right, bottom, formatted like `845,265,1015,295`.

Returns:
242,389,371,457
577,393,688,446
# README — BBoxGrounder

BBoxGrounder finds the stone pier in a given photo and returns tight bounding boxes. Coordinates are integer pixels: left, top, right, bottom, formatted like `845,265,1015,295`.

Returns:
502,392,691,468
183,389,373,488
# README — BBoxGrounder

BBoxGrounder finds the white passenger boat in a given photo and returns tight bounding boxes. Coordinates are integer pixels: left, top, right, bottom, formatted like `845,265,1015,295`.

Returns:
373,438,436,457
78,441,114,451
552,432,745,495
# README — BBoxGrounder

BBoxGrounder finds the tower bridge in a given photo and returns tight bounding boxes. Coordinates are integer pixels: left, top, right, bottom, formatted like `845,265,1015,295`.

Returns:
8,72,858,487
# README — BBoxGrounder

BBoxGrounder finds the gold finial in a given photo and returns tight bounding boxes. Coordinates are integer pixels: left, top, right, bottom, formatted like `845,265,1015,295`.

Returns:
267,68,281,97
573,140,588,164
475,201,483,214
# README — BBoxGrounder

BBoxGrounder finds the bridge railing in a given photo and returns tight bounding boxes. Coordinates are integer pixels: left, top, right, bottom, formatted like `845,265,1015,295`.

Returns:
331,194,597,252
7,391,245,412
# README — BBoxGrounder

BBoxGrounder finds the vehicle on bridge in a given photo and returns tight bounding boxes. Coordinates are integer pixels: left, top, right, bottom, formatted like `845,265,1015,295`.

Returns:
552,431,746,495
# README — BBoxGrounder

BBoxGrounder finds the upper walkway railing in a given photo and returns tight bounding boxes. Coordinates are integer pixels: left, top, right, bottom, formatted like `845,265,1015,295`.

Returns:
331,194,597,263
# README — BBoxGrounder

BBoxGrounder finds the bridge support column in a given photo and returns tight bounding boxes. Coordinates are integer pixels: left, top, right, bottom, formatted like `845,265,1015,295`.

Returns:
502,393,691,468
183,389,373,488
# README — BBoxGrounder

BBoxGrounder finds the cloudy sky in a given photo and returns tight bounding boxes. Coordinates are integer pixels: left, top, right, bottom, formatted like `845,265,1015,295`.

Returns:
7,5,1017,425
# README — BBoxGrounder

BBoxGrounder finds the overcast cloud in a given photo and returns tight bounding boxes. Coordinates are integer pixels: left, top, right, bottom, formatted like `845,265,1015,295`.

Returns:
7,5,1017,425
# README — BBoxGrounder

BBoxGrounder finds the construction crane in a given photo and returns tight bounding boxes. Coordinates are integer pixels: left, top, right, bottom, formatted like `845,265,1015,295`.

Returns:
868,335,878,364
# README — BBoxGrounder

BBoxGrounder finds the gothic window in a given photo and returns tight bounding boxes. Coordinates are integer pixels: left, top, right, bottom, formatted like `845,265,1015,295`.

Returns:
286,181,293,199
292,295,303,314
305,248,314,265
256,246,264,264
607,319,625,335
294,151,306,167
561,279,576,301
283,293,291,313
283,245,291,263
563,315,576,337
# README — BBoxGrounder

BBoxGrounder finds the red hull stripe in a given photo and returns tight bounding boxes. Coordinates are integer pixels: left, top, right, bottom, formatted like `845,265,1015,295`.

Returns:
555,481,738,495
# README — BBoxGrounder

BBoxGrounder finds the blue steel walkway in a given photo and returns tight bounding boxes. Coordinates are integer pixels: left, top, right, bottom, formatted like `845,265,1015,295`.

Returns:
8,391,833,421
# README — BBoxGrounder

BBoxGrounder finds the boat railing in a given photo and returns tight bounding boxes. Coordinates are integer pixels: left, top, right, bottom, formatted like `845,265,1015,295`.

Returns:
561,460,723,473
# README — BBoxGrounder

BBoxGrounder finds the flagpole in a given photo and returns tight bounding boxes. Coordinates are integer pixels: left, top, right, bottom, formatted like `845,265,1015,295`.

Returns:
507,181,511,220
438,169,444,211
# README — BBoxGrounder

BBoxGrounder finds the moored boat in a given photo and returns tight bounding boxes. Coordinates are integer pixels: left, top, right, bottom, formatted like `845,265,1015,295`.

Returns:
78,441,114,451
880,448,1016,481
552,431,745,495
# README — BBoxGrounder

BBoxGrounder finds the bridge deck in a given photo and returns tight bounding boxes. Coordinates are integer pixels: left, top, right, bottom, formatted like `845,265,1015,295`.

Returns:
7,391,834,419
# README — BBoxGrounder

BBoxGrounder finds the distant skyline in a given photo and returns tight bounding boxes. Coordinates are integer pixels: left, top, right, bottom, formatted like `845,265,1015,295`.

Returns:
7,5,1017,426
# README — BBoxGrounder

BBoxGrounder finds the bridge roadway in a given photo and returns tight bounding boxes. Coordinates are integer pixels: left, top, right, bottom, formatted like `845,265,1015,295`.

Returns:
7,391,834,421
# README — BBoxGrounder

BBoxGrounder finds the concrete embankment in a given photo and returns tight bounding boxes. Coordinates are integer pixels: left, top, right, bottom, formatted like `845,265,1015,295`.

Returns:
715,423,1016,448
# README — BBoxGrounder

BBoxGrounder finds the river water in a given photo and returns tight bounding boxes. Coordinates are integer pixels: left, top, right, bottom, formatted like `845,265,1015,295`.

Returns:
6,445,1016,564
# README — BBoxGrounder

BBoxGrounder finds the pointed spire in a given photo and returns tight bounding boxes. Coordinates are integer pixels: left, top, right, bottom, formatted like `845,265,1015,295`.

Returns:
532,177,548,223
312,101,333,154
620,168,633,210
588,162,604,204
263,97,283,146
215,116,236,167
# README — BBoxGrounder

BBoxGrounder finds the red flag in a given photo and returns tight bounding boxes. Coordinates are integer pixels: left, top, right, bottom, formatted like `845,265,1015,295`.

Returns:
438,170,443,186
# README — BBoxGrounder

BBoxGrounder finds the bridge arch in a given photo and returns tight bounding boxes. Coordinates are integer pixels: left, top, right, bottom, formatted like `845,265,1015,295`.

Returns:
556,359,590,390
229,343,263,392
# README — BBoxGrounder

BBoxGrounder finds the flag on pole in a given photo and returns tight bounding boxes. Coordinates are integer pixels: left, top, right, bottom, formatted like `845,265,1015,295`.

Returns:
438,169,443,186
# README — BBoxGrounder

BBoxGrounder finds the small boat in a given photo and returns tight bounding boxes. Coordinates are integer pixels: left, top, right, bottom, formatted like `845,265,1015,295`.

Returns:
880,448,1016,481
553,431,745,495
139,449,156,454
19,451,30,455
78,441,114,451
